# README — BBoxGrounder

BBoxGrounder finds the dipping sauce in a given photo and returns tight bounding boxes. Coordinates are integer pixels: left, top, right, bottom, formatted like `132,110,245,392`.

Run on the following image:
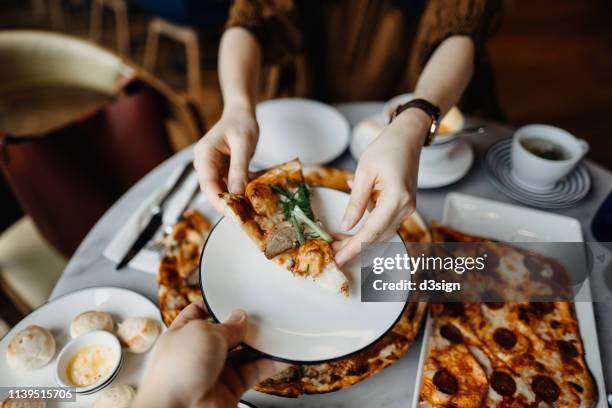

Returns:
67,344,116,387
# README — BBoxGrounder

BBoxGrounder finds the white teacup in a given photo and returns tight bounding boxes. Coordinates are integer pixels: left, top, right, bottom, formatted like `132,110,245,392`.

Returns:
420,138,460,164
511,124,589,191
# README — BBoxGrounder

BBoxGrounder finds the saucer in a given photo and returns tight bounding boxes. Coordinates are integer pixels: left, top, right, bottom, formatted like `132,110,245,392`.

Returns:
484,139,591,209
417,139,474,189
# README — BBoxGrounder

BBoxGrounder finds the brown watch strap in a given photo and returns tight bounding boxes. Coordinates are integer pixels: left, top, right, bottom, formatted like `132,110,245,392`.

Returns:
390,98,441,146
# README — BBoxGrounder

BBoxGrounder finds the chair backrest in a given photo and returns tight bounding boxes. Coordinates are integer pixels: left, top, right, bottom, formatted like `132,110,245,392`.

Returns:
0,31,201,256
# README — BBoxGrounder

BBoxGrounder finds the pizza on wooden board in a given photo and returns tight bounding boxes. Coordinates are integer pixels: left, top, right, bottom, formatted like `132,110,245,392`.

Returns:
418,225,598,407
157,164,430,396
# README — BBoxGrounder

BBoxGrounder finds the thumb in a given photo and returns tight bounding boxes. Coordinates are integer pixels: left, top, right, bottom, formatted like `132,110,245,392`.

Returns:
212,309,248,350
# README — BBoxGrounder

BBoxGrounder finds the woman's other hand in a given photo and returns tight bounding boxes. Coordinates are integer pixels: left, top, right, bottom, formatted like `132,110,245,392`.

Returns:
333,108,431,266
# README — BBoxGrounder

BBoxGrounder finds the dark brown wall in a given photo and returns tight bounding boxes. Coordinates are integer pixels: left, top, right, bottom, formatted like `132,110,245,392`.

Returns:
488,0,612,169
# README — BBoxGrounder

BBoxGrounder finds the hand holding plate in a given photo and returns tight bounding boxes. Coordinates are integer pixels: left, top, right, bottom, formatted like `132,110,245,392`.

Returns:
133,301,288,408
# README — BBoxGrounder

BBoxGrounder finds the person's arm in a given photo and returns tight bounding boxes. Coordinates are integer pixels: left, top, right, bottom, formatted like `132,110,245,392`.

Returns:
219,27,261,113
412,35,474,117
194,0,300,213
194,28,261,212
334,35,475,265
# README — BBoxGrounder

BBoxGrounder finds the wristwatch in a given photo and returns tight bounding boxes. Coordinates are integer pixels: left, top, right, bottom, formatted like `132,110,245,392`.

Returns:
390,98,441,146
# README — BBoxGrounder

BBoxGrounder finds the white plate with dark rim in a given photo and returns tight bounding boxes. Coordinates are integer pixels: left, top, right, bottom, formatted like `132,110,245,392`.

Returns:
252,98,350,169
411,193,606,408
0,287,163,407
200,187,407,363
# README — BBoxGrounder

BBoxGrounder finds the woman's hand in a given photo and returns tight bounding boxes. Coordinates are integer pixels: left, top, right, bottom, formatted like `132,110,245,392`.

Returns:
194,104,259,212
133,301,288,408
333,108,431,266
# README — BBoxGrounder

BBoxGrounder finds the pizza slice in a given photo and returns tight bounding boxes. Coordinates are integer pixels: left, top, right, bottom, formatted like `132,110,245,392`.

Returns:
219,159,349,296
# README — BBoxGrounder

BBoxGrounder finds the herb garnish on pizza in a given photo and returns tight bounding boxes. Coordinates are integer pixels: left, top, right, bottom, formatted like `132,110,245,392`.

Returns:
219,159,349,296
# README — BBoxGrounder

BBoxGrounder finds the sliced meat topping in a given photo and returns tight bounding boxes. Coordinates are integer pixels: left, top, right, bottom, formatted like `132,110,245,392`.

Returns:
264,223,296,259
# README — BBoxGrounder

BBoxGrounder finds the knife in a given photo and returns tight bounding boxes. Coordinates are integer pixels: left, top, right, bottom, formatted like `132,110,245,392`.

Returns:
116,161,194,270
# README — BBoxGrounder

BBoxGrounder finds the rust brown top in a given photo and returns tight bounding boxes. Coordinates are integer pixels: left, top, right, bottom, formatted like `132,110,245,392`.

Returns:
226,0,503,103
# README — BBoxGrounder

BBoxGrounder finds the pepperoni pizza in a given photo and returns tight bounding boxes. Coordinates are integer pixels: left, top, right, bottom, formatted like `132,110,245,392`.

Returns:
418,225,598,407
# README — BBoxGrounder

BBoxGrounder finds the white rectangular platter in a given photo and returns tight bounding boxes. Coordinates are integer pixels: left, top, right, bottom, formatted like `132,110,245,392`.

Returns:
411,192,606,408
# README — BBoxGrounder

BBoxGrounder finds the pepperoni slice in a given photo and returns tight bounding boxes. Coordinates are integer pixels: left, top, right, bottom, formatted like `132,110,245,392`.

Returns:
529,302,555,316
481,290,504,309
532,375,560,402
557,340,579,359
518,307,530,323
440,324,463,344
433,368,459,395
443,303,465,317
485,301,504,310
490,371,516,397
479,247,500,273
524,253,543,274
493,328,517,350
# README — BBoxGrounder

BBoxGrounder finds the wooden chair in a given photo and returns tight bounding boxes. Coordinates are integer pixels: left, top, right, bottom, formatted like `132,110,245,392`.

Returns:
31,0,67,30
143,16,205,126
90,0,131,56
0,217,67,325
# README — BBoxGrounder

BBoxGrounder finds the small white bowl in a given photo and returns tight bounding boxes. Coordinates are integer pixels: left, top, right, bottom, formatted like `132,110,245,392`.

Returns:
382,93,465,144
349,114,385,160
55,330,123,394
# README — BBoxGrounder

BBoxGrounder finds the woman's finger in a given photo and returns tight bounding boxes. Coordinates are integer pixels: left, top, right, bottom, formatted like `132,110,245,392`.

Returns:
334,193,398,266
194,143,225,213
341,168,374,231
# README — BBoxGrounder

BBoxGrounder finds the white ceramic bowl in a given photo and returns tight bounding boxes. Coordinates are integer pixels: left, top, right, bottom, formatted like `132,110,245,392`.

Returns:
55,330,123,394
382,93,464,143
349,114,385,160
